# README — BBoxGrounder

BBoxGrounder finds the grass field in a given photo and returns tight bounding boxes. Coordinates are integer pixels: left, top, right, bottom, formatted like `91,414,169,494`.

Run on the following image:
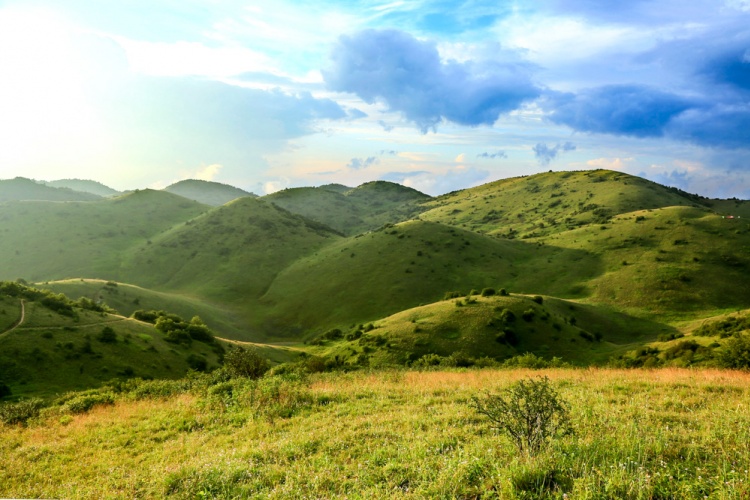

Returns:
2,368,749,498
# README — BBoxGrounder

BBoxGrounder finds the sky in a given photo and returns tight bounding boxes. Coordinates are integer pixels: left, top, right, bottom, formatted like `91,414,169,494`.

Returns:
0,1,749,197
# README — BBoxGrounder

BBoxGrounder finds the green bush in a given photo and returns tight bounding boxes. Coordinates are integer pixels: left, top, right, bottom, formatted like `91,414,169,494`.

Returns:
719,333,750,369
481,288,496,297
97,326,117,343
63,392,114,414
223,347,269,379
0,398,44,425
471,376,573,455
187,354,208,372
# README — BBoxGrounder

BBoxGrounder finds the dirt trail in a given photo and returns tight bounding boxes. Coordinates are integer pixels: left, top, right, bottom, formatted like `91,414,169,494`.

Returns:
0,299,25,337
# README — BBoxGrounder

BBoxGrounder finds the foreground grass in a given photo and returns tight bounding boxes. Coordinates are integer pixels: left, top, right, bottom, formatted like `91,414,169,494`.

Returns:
2,368,750,498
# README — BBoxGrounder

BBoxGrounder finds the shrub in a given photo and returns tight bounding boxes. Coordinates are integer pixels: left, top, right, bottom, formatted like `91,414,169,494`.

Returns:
532,295,544,304
63,392,115,414
501,353,568,369
481,287,496,297
522,309,536,321
0,398,44,425
97,326,117,343
471,376,573,455
719,333,750,369
187,354,208,372
223,347,269,379
499,288,508,296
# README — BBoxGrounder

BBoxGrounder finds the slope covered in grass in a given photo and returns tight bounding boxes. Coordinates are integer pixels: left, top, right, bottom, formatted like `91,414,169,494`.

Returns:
120,198,343,336
0,177,101,203
309,294,678,367
259,220,602,337
420,169,707,238
264,180,430,235
44,179,120,197
3,369,750,498
164,179,256,206
0,284,223,399
0,190,210,283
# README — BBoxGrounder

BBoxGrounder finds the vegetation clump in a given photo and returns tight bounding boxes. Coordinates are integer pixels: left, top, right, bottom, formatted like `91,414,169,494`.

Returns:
222,347,270,379
471,376,573,455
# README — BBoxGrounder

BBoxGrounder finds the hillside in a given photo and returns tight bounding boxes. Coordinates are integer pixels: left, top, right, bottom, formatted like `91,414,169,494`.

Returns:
0,190,210,283
164,179,256,206
307,293,680,367
0,282,223,399
119,197,343,337
263,180,430,235
258,219,601,337
0,177,101,203
420,169,707,238
44,179,120,197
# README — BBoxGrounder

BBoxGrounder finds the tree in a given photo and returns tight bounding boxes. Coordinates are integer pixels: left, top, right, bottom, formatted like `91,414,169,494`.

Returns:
97,326,117,343
471,376,573,455
223,347,269,379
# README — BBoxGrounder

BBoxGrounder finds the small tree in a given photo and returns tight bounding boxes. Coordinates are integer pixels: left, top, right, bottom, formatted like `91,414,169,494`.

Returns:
223,347,270,379
97,326,117,343
471,376,573,455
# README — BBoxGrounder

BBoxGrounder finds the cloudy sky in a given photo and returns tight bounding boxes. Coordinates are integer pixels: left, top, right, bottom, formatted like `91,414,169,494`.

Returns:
1,1,749,197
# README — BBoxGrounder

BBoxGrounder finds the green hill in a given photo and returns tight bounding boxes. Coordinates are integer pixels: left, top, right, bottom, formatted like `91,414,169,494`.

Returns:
119,197,343,338
164,179,256,206
258,219,601,337
420,169,707,238
44,179,120,197
263,180,430,236
307,294,679,367
0,177,101,203
0,190,210,283
0,282,224,399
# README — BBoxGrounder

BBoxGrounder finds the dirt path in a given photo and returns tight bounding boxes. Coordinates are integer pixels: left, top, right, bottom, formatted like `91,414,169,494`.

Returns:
0,299,25,337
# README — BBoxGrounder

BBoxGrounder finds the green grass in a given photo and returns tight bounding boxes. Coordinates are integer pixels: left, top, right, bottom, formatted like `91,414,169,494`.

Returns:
0,290,224,400
2,368,750,498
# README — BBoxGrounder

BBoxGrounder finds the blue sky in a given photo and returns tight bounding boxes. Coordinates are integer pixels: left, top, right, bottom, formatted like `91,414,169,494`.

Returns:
1,0,749,197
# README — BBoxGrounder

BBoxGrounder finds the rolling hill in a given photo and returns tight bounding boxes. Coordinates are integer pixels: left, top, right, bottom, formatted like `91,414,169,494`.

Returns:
164,179,256,206
43,179,120,197
0,177,102,203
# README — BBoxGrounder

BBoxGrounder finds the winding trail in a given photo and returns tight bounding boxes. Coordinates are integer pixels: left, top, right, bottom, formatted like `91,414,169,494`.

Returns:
0,299,25,337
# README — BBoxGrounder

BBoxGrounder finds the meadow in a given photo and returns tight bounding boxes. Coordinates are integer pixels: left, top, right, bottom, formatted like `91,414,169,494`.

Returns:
2,367,750,499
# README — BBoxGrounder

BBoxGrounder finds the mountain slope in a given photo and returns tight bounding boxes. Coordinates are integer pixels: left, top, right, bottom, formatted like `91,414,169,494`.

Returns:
0,190,210,282
164,179,256,206
44,179,120,197
0,177,101,203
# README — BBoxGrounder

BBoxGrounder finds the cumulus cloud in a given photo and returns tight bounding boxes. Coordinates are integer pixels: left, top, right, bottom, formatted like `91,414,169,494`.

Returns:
586,157,633,170
477,150,507,159
380,166,490,195
533,142,576,165
544,85,695,138
193,163,223,181
324,29,540,132
346,156,379,170
378,120,395,132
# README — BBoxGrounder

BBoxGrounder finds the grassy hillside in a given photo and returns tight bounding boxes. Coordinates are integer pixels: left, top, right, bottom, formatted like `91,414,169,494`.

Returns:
120,198,343,337
420,169,706,238
39,279,245,339
0,177,101,203
259,220,602,337
3,368,750,498
320,294,679,367
0,190,210,282
44,179,120,197
0,283,223,399
264,180,430,235
164,179,256,206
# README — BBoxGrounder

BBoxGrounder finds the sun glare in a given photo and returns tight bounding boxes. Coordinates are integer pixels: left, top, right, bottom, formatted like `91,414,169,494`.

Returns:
0,7,104,172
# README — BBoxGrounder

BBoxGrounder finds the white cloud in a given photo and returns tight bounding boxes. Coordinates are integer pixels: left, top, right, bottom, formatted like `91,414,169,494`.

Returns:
193,164,223,181
586,157,634,170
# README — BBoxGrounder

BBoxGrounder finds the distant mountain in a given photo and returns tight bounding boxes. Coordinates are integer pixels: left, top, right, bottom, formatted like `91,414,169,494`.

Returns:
44,179,120,197
263,180,431,235
0,177,101,202
0,190,209,282
164,179,256,206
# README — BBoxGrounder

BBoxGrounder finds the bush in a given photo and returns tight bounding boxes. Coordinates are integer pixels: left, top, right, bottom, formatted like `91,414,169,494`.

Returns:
481,288,496,297
97,326,117,343
63,392,115,414
719,333,750,369
187,354,208,372
0,398,44,425
532,295,544,304
501,353,568,369
471,377,573,455
223,347,269,379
